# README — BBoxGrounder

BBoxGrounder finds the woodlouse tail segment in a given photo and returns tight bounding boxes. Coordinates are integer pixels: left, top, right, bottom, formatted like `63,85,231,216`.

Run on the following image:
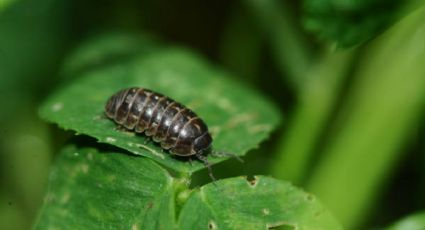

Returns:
105,95,116,118
105,90,126,119
196,153,217,182
212,151,244,163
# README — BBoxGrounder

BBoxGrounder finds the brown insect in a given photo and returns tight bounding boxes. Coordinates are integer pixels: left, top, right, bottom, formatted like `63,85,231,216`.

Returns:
105,87,226,180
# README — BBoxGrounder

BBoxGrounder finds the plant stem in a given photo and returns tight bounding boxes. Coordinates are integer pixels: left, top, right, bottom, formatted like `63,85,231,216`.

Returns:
243,0,312,90
271,48,355,184
307,6,425,228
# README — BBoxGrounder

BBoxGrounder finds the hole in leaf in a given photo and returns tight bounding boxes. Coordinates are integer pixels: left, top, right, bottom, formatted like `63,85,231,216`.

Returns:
208,220,217,229
305,193,314,202
262,208,270,216
267,222,296,230
246,175,258,187
131,223,139,230
146,202,154,210
314,211,322,217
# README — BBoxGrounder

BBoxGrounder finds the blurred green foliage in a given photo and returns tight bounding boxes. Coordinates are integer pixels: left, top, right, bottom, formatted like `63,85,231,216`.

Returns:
1,0,425,229
307,6,425,227
0,0,69,229
303,0,403,47
0,0,15,12
386,211,425,230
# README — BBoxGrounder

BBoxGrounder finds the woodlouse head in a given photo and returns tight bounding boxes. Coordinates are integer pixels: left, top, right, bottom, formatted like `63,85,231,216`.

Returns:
193,132,212,154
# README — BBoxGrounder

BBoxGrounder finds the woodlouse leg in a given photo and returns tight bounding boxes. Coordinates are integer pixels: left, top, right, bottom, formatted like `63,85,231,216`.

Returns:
212,151,244,163
114,125,127,132
143,138,152,145
99,114,109,120
196,154,216,182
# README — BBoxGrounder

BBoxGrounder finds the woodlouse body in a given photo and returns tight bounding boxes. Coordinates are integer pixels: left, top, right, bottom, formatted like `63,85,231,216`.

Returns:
105,87,213,157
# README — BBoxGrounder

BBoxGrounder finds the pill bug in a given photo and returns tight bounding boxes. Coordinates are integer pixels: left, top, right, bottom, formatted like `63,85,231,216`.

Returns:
105,87,230,180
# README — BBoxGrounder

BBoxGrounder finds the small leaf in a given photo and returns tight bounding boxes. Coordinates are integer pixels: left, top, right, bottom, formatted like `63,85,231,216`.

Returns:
39,47,281,173
34,144,175,230
178,176,342,230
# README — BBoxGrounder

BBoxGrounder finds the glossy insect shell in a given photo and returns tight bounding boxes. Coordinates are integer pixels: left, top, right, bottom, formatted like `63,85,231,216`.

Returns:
105,87,212,157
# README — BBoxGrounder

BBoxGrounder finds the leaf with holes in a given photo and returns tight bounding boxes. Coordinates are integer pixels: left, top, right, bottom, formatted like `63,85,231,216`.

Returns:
34,145,341,229
39,46,281,173
178,176,342,230
34,144,176,229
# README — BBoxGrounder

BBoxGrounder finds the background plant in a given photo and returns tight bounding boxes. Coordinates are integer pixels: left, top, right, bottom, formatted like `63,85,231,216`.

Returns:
1,0,425,229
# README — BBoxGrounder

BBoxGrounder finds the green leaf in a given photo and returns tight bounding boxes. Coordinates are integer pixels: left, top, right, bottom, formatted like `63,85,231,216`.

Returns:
303,0,403,47
178,176,342,230
385,212,425,230
35,145,340,229
39,47,281,173
34,144,175,230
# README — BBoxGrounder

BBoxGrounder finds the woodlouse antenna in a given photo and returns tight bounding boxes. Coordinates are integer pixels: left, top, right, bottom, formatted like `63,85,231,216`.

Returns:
212,151,244,163
196,153,217,182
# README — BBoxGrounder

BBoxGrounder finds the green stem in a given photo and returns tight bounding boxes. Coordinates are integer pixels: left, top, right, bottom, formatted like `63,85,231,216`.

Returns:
307,6,425,228
271,48,355,184
244,0,313,89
